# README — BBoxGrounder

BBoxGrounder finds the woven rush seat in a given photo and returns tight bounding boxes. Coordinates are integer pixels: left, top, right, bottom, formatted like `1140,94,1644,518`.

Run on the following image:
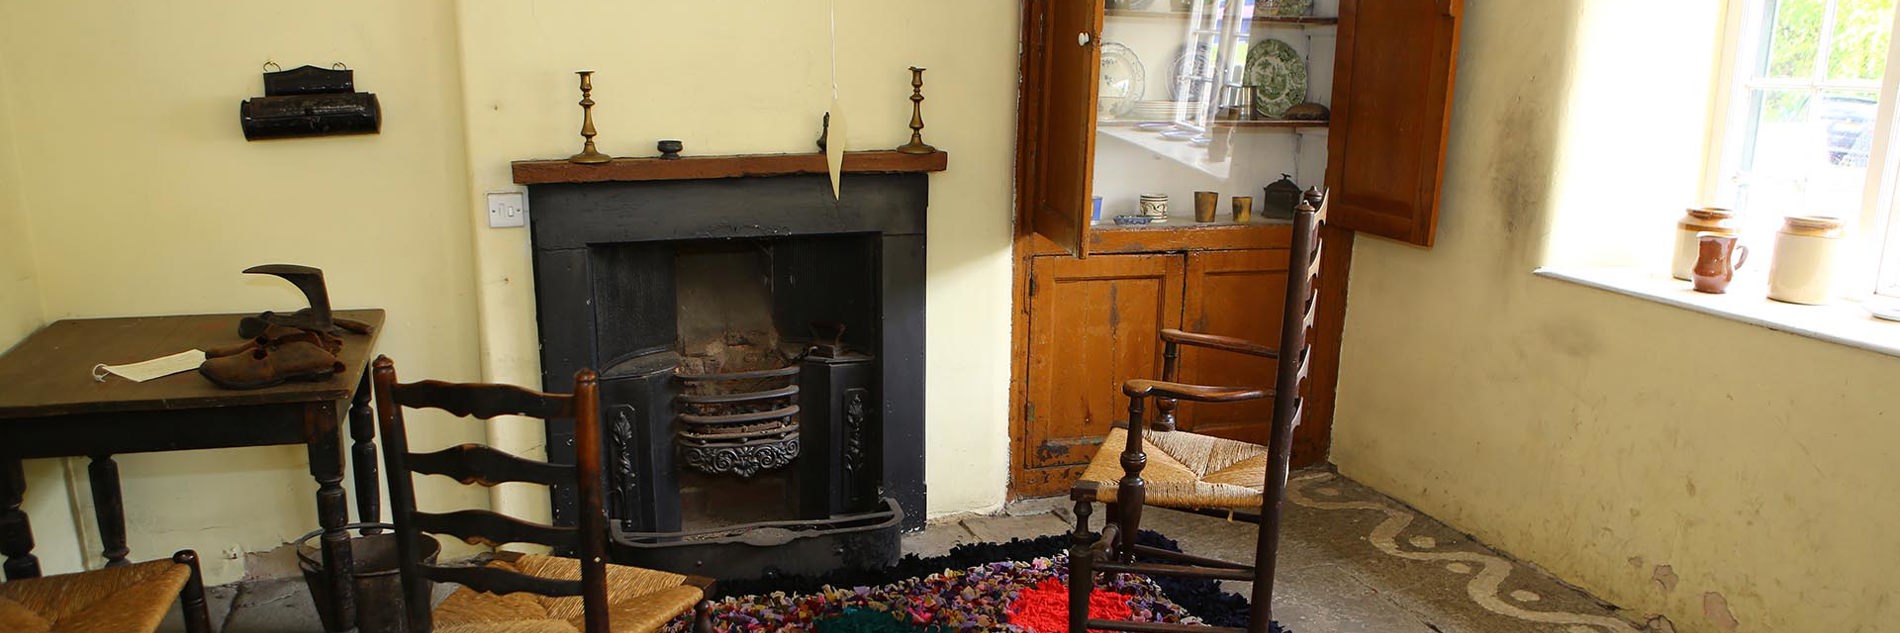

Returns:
1077,426,1270,510
0,558,191,633
432,554,705,633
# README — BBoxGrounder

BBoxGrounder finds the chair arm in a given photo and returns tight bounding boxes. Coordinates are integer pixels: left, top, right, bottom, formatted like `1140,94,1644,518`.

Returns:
1123,379,1268,403
1160,328,1278,359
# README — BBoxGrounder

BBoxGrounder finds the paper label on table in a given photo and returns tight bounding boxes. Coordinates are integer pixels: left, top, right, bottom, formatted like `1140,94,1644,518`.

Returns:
827,99,847,199
92,349,207,383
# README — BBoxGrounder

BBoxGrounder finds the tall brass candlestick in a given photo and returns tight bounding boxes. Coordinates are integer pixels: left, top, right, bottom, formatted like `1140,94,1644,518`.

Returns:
895,67,937,154
568,70,611,164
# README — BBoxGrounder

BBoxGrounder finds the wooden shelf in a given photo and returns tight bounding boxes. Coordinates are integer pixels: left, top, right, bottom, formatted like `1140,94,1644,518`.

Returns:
1103,8,1338,26
1099,118,1329,129
512,150,948,185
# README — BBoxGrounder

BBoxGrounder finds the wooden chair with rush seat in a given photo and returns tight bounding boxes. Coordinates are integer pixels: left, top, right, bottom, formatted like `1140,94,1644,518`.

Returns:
0,550,211,633
372,356,714,633
1066,190,1327,633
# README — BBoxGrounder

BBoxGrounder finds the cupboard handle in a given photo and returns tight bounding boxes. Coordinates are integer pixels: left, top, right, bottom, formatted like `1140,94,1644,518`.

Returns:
1078,32,1092,47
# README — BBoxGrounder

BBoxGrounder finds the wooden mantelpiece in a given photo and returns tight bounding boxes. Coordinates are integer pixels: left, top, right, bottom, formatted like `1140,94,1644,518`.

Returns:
512,150,948,185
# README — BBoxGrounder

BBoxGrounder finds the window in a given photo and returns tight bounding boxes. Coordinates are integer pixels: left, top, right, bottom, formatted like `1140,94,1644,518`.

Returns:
1708,0,1900,295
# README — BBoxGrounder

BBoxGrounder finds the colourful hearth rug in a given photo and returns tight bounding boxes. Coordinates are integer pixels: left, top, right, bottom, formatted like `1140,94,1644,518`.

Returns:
661,531,1283,633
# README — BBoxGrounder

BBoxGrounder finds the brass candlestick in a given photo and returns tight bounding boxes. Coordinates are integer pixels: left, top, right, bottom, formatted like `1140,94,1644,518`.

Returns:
568,70,611,164
895,67,937,154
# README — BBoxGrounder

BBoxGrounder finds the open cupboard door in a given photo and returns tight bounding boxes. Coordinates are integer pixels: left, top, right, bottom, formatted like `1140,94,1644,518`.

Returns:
1022,0,1102,257
1325,0,1464,247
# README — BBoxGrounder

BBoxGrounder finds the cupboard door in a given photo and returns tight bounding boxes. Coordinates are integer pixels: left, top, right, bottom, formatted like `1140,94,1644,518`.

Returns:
1016,253,1184,497
1176,249,1286,445
1022,0,1102,258
1325,0,1465,246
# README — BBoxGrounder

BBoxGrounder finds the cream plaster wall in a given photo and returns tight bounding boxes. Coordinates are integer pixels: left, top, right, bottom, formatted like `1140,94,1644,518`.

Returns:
0,0,489,583
0,0,1020,585
450,0,1022,520
1331,1,1900,631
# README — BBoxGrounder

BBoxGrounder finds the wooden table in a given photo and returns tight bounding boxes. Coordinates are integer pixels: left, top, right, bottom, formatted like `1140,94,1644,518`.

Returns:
0,310,386,632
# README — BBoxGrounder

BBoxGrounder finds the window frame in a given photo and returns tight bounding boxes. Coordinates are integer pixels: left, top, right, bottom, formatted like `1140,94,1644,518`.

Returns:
1704,0,1900,298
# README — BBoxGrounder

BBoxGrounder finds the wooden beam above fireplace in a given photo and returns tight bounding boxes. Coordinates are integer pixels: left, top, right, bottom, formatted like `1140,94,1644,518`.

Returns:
512,150,948,185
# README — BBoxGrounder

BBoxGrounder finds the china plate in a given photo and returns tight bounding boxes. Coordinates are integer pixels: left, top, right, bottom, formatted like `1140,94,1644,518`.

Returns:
1171,42,1214,102
1098,42,1145,119
1136,122,1174,131
1255,0,1314,18
1161,130,1196,141
1868,300,1900,322
1245,38,1306,118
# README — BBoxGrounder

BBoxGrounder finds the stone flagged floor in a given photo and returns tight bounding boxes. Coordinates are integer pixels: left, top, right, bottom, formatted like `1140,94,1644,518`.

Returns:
160,469,1654,632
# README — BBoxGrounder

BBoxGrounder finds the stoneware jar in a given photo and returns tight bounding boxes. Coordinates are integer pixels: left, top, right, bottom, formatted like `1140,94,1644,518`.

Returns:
1692,233,1749,294
1674,207,1738,281
1139,193,1169,223
1768,215,1845,305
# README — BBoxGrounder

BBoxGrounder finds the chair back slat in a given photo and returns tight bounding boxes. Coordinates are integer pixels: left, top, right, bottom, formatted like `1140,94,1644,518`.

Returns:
373,355,613,633
394,379,574,420
409,444,573,487
412,509,576,549
421,564,583,597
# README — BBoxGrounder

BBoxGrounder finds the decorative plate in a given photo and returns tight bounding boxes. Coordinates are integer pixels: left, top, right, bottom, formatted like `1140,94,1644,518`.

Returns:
1868,300,1900,322
1245,38,1306,118
1170,42,1215,102
1098,42,1145,119
1253,0,1313,18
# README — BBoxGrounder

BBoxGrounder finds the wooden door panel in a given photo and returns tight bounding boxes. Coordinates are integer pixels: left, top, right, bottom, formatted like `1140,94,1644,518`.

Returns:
1325,0,1464,246
1026,0,1102,257
1016,253,1184,497
1177,249,1286,445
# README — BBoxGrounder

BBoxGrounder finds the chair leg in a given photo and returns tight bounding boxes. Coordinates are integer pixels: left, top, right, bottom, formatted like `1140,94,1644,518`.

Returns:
173,550,212,633
1067,498,1094,633
693,599,714,633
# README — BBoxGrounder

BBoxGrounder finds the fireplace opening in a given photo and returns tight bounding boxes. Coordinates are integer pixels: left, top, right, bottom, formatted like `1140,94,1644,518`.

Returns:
529,170,928,579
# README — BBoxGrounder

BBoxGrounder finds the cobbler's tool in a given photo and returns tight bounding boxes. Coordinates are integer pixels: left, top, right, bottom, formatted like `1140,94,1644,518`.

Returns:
242,264,335,333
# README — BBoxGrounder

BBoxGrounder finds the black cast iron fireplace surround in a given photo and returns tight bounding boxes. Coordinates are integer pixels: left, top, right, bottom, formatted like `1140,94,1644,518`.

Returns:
524,168,928,580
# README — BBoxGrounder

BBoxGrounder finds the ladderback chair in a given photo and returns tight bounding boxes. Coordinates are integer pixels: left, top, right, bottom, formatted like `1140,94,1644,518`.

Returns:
1067,189,1328,633
373,356,713,633
0,550,210,633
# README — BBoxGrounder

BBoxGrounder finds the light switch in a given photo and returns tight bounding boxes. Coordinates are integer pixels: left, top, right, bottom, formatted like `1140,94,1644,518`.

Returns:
487,191,527,228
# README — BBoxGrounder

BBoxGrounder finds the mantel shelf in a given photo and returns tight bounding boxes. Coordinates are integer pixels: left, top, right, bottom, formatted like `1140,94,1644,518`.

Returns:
512,150,949,185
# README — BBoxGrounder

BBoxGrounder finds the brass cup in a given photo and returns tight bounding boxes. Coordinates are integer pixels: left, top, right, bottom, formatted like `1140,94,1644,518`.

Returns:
1194,191,1218,223
1232,196,1254,223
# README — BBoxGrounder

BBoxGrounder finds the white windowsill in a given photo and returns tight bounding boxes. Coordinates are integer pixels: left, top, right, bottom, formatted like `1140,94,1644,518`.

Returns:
1534,267,1900,359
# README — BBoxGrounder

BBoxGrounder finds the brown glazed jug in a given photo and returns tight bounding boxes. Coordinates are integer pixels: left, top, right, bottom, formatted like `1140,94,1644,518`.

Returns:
1692,233,1749,294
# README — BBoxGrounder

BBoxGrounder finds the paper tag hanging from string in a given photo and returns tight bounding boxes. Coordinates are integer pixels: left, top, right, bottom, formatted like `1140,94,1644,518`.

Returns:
825,0,845,199
826,101,847,199
91,349,207,383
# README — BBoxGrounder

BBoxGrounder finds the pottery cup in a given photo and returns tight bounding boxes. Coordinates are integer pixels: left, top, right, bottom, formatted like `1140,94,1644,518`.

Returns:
1692,233,1749,294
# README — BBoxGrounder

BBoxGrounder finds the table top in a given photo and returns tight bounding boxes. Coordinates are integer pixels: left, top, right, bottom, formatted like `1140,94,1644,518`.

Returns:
0,309,385,420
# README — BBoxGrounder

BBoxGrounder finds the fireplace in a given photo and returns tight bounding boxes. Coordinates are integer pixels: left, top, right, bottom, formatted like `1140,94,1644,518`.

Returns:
519,154,938,580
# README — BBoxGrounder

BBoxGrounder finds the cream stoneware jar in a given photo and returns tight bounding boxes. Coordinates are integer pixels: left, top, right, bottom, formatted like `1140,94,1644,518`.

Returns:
1768,215,1844,305
1674,207,1738,281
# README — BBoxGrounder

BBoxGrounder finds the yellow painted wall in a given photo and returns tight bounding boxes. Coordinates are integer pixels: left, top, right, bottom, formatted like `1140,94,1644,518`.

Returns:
0,0,489,583
450,0,1022,520
1331,1,1900,631
0,0,1020,584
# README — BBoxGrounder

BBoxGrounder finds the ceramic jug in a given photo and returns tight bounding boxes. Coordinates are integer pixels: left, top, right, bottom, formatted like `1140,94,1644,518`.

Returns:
1692,233,1748,294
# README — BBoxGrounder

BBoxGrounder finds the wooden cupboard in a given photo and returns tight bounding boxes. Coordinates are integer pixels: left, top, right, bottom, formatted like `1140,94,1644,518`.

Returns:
1009,0,1461,498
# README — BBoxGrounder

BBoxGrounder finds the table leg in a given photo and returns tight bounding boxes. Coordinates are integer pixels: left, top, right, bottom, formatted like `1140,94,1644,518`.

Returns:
350,370,382,533
306,401,355,632
87,455,130,567
0,458,40,579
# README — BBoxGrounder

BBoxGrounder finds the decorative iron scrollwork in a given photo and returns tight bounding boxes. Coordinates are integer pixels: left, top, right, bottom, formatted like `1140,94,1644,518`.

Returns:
679,436,800,478
843,388,868,480
609,405,638,519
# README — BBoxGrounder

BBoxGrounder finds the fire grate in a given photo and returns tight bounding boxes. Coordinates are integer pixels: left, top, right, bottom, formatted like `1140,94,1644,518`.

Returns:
674,365,801,477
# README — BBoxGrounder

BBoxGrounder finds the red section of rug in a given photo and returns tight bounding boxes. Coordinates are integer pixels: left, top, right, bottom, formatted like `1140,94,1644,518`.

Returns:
1007,578,1135,633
